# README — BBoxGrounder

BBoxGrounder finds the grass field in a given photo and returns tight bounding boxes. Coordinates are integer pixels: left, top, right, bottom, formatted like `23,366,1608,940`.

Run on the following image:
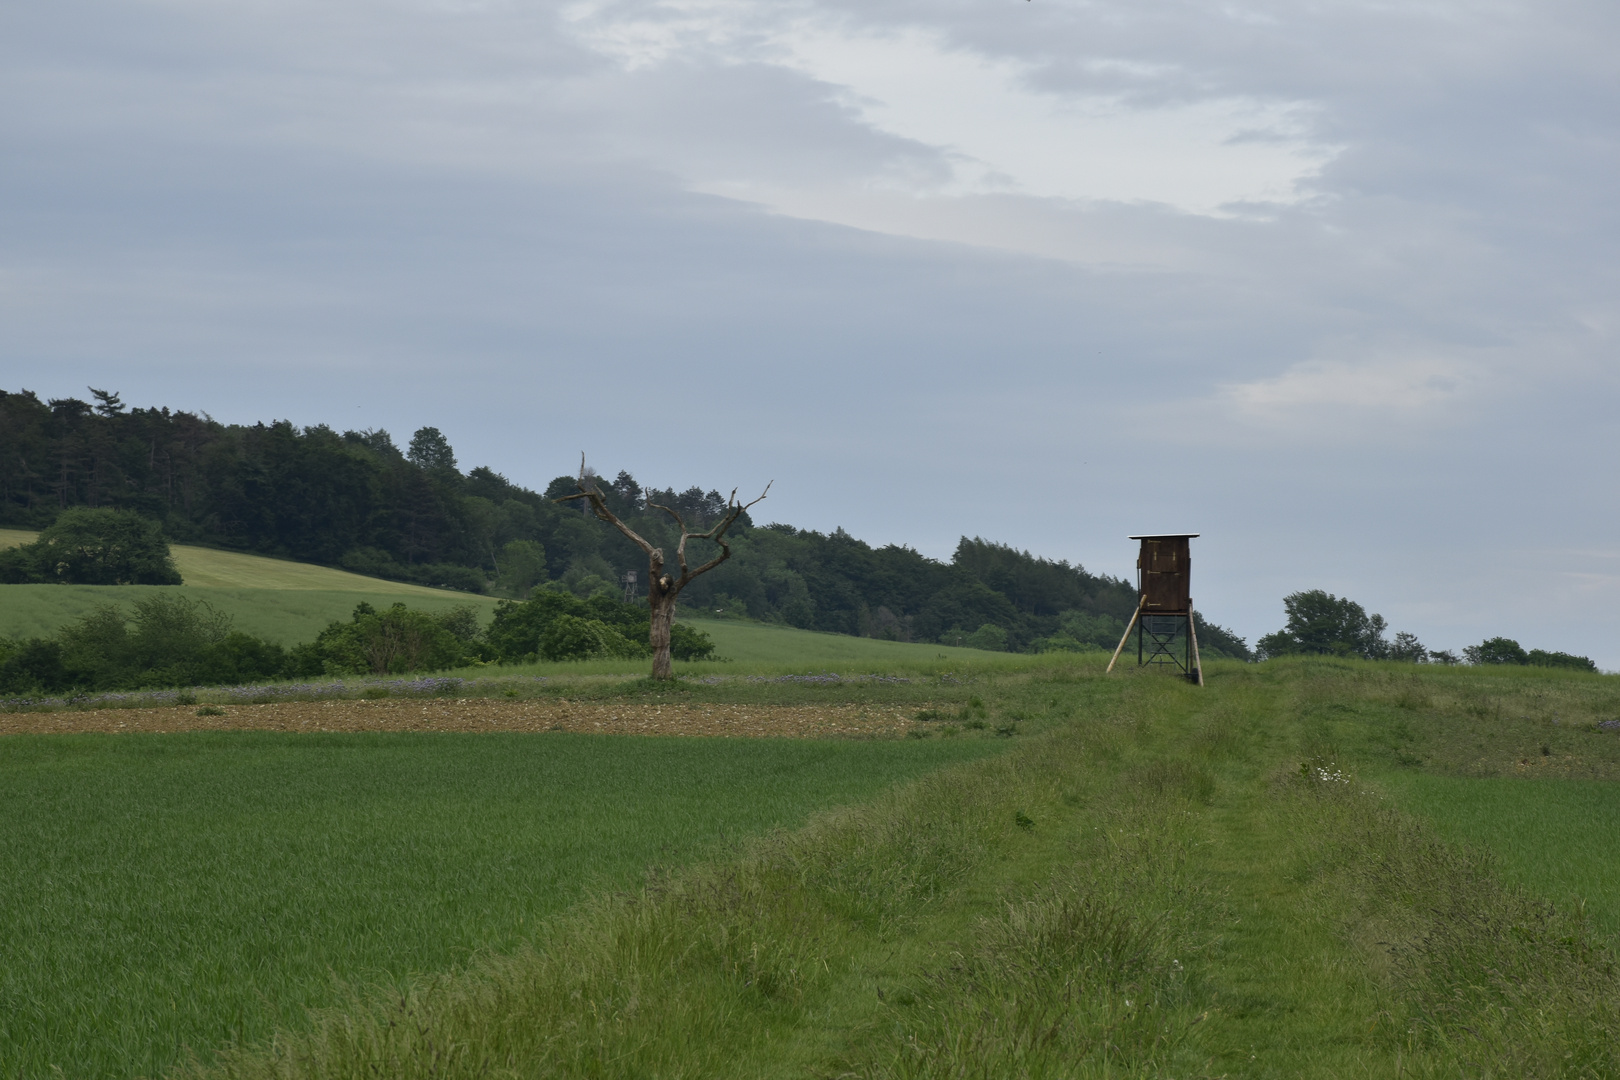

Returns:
0,530,498,643
679,616,1024,667
7,560,1620,1079
0,532,1012,668
129,657,1612,1080
1376,773,1620,940
0,731,1009,1078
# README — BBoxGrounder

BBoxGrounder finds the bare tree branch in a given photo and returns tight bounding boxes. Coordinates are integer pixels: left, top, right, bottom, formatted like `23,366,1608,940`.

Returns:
554,458,769,680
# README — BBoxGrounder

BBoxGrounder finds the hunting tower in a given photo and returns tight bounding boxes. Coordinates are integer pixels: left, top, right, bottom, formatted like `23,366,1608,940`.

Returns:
1106,533,1204,685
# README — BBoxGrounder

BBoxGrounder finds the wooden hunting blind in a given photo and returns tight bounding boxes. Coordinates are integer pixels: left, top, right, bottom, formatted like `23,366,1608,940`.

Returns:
1107,533,1204,685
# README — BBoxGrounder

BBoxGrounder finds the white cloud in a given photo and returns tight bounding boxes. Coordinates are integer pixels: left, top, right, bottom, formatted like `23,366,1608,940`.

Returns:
560,2,1340,221
1220,351,1480,419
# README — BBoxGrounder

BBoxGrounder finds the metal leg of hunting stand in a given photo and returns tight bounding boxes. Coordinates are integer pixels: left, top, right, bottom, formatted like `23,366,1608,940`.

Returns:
1106,601,1143,674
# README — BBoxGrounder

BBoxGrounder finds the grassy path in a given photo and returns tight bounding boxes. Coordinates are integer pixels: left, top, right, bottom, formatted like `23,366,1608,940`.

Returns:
1195,789,1399,1077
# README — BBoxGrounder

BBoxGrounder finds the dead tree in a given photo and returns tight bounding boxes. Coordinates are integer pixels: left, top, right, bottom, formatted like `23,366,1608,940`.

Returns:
557,456,770,680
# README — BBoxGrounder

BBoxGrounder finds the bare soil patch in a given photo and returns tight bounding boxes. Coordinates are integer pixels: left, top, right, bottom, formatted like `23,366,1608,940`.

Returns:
0,699,926,738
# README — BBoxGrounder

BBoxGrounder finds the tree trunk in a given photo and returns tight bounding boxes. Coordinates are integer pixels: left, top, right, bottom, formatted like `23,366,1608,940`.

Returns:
650,590,675,681
557,458,768,682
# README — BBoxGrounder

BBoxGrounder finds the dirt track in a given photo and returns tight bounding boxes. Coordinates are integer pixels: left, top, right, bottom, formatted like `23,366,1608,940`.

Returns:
0,698,925,738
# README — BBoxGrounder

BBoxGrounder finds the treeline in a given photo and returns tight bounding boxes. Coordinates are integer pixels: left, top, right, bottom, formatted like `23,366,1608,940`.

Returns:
0,591,715,697
0,387,1253,658
1257,590,1596,671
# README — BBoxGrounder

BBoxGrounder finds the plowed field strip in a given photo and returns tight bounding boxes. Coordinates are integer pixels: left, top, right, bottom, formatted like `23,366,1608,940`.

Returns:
0,700,928,738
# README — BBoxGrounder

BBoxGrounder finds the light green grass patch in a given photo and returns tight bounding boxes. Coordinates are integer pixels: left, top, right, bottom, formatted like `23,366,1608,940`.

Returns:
0,585,499,644
679,616,1027,667
0,532,495,643
1376,772,1620,941
0,731,1008,1078
3,529,469,595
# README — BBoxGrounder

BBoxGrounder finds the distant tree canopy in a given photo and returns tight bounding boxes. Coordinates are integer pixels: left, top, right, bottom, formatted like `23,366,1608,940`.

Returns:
1257,590,1391,660
1258,590,1596,671
0,387,1250,657
1464,637,1595,672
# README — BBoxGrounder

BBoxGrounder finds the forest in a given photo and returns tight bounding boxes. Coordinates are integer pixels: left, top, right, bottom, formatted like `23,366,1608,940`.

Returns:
0,387,1250,658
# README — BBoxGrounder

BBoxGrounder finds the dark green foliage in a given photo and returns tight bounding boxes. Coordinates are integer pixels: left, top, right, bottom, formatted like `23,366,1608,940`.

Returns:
1388,629,1429,662
496,539,547,595
1257,589,1390,659
484,590,713,662
1527,648,1597,672
0,596,289,694
1465,636,1529,665
310,602,485,675
486,591,649,662
0,638,69,695
668,622,716,661
0,508,181,585
1461,636,1595,671
0,596,487,695
537,614,644,662
406,426,457,473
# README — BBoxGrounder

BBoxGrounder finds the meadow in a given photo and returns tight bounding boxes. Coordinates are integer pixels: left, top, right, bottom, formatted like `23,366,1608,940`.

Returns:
1377,774,1620,940
0,730,1009,1078
124,655,1611,1080
0,530,499,643
4,549,1620,1078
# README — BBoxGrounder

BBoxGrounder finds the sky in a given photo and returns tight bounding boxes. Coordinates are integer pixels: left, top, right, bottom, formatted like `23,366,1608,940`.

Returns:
2,0,1617,665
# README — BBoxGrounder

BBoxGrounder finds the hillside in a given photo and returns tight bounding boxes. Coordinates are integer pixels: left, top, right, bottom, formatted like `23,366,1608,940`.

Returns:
0,529,496,643
0,390,1252,658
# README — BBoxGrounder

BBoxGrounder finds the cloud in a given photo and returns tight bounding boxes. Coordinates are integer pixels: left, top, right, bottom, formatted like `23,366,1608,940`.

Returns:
2,0,1618,663
1215,349,1483,428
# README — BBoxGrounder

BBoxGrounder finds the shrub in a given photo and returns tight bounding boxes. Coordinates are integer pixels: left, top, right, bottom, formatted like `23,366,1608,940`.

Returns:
487,591,650,663
0,508,181,585
1527,648,1597,672
538,614,644,662
1465,637,1529,665
964,624,1009,652
669,623,716,661
313,602,479,675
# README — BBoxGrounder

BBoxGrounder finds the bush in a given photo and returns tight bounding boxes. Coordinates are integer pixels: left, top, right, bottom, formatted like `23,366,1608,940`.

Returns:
1459,637,1595,671
312,602,481,675
669,623,716,661
964,623,1009,652
0,508,181,585
3,596,290,694
0,638,70,695
538,614,645,662
1465,637,1530,665
1527,649,1597,672
487,591,650,663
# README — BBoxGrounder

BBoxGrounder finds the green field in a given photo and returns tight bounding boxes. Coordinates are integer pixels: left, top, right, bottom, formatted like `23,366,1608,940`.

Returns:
0,532,1012,668
679,616,1028,667
0,731,1008,1077
0,530,497,644
1376,773,1620,940
6,543,1620,1080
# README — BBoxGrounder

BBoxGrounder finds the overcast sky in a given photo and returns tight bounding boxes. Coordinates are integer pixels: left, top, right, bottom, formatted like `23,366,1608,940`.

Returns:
3,0,1616,664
